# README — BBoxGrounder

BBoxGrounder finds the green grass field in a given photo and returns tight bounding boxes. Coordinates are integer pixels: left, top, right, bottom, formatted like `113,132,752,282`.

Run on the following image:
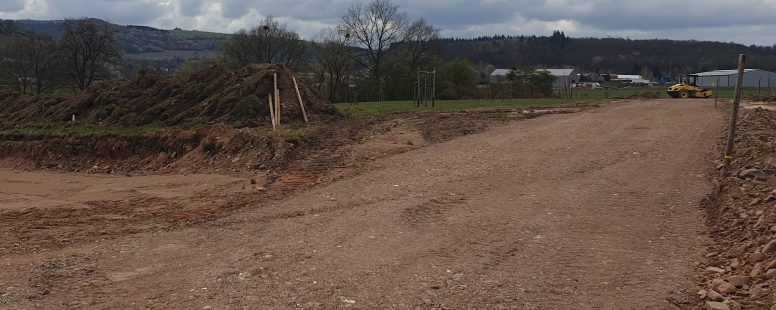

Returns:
335,86,772,117
168,29,231,40
335,98,580,117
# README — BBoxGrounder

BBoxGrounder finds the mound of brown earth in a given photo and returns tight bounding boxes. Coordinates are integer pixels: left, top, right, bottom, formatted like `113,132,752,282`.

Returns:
0,124,297,174
0,64,340,129
699,107,776,309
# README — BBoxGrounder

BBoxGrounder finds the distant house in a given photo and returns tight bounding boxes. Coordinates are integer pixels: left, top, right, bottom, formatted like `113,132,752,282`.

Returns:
489,68,577,88
689,69,776,88
488,69,513,84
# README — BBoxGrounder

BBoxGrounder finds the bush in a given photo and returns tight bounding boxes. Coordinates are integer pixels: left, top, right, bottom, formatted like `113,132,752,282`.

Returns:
202,139,219,154
94,104,115,119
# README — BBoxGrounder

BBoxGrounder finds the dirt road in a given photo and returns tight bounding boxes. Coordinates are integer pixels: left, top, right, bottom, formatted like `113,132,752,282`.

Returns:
1,99,724,309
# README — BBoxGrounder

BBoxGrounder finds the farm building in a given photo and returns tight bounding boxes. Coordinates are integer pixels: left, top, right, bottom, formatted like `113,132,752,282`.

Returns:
489,68,577,88
689,69,776,88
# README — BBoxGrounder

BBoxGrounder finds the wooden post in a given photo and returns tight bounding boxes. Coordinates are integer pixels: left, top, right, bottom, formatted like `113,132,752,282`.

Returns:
722,54,747,176
274,73,280,128
268,93,276,131
715,78,719,108
292,77,308,123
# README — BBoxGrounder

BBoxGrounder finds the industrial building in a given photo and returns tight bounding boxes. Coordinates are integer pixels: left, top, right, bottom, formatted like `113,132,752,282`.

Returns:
690,69,776,88
490,68,577,88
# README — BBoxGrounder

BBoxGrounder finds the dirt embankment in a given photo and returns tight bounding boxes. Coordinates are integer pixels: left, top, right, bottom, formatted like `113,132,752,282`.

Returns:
0,64,340,129
700,107,776,309
0,125,295,174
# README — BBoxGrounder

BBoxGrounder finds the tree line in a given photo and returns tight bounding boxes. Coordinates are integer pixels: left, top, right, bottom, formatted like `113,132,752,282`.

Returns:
207,0,453,102
0,19,121,94
8,0,772,102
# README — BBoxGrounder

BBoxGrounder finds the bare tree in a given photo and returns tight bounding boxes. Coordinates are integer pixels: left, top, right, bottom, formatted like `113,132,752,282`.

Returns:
0,36,32,93
59,19,122,90
340,0,408,100
220,16,307,68
313,27,354,102
404,18,440,71
0,35,59,94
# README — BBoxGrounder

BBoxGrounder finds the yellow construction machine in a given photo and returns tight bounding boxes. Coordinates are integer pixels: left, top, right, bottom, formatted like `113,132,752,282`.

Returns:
666,75,713,98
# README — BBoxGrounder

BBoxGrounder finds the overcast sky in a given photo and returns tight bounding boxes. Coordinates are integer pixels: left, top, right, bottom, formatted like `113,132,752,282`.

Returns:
2,0,776,45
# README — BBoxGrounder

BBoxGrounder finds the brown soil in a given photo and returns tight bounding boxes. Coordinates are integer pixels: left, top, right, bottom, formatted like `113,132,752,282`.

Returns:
698,106,776,309
749,95,776,103
0,100,727,309
0,64,340,129
0,125,294,174
0,106,589,257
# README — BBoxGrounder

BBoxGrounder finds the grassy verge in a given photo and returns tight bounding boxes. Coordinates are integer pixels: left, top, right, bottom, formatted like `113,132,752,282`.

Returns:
0,124,161,137
335,98,585,118
277,127,308,143
335,86,772,117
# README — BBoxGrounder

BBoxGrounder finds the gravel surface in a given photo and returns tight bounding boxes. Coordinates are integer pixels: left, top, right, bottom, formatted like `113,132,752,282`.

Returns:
0,99,725,309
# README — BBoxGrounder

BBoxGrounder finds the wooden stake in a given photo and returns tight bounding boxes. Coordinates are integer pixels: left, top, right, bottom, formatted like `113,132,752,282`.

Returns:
715,78,719,108
268,93,276,131
274,73,280,128
722,54,747,176
292,77,308,123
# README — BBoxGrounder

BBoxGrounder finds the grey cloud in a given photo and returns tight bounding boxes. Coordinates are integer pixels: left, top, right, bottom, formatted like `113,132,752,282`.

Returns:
178,0,208,17
0,0,25,12
45,0,168,24
10,0,776,45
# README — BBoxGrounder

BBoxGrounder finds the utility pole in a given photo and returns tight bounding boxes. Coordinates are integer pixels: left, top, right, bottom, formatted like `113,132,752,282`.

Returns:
722,54,747,176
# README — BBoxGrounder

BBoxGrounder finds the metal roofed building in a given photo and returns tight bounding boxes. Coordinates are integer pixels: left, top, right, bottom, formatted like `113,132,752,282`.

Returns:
690,69,776,88
489,68,577,88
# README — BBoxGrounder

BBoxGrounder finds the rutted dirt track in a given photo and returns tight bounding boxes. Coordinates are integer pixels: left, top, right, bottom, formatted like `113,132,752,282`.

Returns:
0,99,724,309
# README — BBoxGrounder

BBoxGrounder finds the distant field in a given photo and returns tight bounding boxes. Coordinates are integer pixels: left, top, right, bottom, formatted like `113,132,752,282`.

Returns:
335,86,772,117
168,29,231,40
336,99,586,117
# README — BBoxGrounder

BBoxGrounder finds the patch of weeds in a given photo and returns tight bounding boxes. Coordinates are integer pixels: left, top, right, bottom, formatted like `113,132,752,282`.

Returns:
201,139,220,154
94,104,116,119
278,128,307,143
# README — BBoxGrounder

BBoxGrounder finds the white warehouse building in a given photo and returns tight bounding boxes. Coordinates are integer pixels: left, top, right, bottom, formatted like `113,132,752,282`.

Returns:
690,69,776,88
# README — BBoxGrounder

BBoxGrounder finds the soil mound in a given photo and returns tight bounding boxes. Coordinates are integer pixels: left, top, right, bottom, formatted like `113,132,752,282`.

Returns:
0,124,295,174
0,64,341,129
700,107,776,308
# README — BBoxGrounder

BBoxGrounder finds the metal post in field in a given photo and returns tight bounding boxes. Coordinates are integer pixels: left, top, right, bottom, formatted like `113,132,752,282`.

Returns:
423,70,428,107
722,54,747,176
432,69,436,108
416,69,421,107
